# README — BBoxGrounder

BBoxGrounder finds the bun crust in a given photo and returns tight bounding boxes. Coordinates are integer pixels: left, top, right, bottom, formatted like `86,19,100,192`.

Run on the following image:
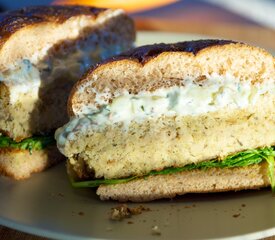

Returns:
99,39,236,64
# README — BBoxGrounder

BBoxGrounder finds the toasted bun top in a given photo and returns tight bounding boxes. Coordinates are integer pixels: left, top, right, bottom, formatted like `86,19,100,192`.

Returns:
0,5,130,69
106,39,235,64
68,40,275,116
0,5,105,45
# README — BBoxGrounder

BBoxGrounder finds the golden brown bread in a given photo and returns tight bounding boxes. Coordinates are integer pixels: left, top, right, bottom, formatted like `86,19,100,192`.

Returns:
98,39,236,64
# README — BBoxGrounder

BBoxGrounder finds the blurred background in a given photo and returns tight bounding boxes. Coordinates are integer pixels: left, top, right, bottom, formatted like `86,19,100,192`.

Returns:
0,0,274,51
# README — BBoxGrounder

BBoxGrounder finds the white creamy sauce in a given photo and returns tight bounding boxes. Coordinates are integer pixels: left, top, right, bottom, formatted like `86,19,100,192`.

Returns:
0,60,41,104
55,73,274,153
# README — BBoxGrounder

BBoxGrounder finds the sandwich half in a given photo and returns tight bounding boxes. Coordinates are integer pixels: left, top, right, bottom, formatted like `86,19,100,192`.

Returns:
55,40,275,202
0,5,135,179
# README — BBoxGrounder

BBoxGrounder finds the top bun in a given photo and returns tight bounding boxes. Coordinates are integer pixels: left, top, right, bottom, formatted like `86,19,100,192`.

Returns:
68,40,275,116
0,5,133,69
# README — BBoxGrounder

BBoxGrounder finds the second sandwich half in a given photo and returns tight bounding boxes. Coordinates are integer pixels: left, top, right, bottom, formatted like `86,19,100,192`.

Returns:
0,5,135,180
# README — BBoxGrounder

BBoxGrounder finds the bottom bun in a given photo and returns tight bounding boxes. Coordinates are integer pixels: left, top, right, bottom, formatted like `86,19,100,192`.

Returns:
97,163,271,202
0,146,64,180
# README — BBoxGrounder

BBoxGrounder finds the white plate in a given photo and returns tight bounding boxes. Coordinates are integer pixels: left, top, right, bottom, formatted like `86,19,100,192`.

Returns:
1,32,275,240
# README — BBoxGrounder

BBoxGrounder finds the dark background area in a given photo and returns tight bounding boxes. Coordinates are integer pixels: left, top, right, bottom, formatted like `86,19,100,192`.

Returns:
0,0,51,11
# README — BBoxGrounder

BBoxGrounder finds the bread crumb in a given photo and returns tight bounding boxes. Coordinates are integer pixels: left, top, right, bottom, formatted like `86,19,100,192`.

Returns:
109,204,150,221
58,193,64,197
151,225,161,235
78,211,84,216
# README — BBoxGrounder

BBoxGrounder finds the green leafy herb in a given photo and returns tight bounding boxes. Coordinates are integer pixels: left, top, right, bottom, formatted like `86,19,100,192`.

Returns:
0,135,55,154
70,176,137,188
71,147,275,190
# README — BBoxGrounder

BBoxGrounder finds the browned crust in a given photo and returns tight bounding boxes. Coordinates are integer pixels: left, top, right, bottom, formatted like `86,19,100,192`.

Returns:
106,39,237,64
67,39,237,115
84,39,237,73
0,5,106,50
0,147,27,154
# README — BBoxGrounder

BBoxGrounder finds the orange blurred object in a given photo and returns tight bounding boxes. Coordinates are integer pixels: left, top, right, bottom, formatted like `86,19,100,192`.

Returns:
53,0,177,13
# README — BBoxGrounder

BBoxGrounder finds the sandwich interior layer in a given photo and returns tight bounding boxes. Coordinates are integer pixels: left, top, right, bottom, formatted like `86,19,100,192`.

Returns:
0,134,56,153
56,73,274,153
56,81,275,180
70,147,275,190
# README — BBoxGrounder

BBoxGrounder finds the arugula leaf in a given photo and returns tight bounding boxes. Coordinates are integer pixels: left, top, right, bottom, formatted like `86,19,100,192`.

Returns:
0,135,55,154
70,147,275,189
70,176,137,188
